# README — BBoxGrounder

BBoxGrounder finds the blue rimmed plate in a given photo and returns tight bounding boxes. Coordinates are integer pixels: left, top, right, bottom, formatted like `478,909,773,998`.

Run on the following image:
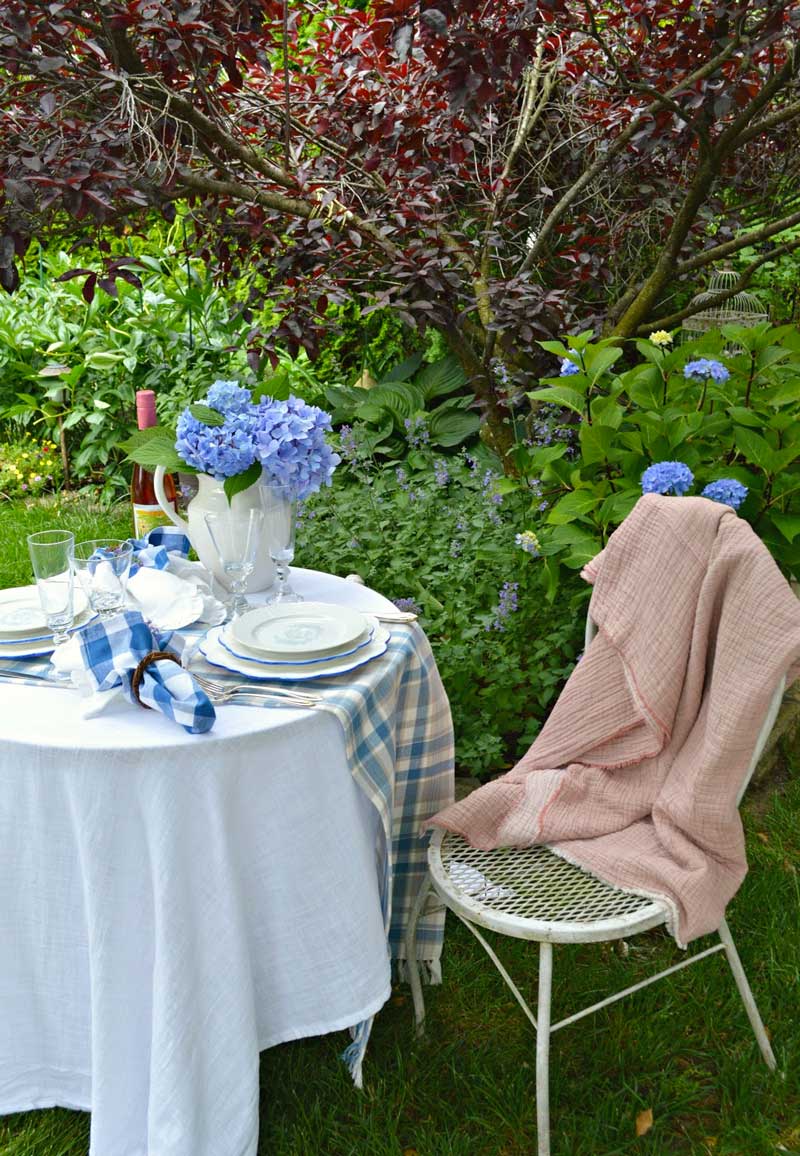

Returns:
199,619,390,681
219,622,375,667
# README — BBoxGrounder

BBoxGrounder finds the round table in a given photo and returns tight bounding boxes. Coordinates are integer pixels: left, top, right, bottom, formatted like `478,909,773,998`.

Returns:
0,570,410,1156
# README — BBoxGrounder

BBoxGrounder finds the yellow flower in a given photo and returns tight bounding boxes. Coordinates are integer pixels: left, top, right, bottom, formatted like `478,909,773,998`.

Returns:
649,330,673,347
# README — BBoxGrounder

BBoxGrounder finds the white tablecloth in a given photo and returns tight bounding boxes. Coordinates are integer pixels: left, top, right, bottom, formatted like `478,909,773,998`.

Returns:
0,570,435,1156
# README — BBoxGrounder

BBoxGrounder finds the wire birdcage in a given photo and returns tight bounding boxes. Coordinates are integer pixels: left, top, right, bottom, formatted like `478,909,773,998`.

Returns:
682,267,769,345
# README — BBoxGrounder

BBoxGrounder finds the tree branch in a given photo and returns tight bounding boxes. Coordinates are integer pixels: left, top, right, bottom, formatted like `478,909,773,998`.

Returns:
674,207,800,278
174,167,404,261
635,234,800,334
519,38,742,274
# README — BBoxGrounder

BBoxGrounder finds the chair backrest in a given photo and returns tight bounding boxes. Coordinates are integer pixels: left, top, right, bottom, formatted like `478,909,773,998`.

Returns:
583,613,785,807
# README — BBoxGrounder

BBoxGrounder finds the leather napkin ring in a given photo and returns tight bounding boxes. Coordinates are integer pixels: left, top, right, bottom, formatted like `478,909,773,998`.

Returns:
131,650,181,709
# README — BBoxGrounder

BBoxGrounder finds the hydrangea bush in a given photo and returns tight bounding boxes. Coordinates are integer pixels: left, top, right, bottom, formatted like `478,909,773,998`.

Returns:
125,379,340,502
512,323,800,594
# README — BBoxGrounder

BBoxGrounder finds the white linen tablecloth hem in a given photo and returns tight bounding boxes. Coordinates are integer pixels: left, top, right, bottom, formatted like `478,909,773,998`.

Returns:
256,980,391,1053
0,1095,90,1115
0,1063,91,1116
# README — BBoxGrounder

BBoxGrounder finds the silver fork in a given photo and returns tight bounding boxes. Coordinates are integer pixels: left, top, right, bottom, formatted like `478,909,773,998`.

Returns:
191,672,318,708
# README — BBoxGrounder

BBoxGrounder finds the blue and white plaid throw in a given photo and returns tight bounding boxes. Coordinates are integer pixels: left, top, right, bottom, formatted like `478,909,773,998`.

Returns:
190,621,454,1083
80,611,215,734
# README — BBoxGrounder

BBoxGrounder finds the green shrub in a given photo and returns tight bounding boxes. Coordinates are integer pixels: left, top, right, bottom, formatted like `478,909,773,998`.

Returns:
508,323,800,593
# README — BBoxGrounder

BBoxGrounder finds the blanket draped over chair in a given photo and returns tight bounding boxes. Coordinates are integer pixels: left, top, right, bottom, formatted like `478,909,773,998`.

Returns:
430,494,800,945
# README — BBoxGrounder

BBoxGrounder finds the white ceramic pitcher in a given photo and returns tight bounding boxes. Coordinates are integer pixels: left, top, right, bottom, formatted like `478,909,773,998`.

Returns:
154,466,275,592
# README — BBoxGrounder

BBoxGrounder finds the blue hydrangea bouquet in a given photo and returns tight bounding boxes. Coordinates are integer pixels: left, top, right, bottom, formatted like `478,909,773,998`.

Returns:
123,380,341,503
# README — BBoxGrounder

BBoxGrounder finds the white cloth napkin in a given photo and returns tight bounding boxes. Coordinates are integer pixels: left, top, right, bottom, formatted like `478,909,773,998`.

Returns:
51,634,125,715
127,554,226,632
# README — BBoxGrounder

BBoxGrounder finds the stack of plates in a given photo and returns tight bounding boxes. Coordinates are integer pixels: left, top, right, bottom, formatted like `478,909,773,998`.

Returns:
199,602,391,681
0,585,95,658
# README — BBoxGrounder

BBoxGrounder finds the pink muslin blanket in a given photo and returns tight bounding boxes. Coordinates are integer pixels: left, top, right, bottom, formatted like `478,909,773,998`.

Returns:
430,494,800,945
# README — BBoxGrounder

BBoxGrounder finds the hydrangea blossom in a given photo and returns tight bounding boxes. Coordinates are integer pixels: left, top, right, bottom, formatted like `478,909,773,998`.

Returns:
176,409,258,480
641,460,694,496
515,530,541,556
175,384,339,496
559,358,581,377
252,394,340,500
649,330,673,347
701,478,748,510
206,380,252,414
683,358,730,383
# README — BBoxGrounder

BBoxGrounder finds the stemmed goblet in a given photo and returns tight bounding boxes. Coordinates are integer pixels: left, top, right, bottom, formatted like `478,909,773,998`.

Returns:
261,483,303,605
204,508,265,619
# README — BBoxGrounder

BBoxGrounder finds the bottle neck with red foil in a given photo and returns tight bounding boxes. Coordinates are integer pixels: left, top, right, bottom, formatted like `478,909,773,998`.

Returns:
136,390,157,431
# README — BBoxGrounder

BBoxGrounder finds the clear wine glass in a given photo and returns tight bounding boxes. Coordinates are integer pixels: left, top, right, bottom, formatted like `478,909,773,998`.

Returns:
72,539,134,620
27,530,75,675
204,508,264,619
261,483,303,605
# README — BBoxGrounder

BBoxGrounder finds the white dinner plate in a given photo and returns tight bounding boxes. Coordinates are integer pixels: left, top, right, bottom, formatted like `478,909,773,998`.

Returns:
199,619,390,681
220,621,375,667
0,607,97,657
231,602,370,661
0,585,89,640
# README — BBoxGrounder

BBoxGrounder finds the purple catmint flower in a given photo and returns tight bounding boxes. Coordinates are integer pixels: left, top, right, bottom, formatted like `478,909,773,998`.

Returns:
392,597,421,614
404,415,429,448
489,581,519,632
338,424,360,464
434,459,450,487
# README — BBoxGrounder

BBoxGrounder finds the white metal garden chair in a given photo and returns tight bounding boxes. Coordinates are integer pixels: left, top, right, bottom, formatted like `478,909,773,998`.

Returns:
404,614,786,1156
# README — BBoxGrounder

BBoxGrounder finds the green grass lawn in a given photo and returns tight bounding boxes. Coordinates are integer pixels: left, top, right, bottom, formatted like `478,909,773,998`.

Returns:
1,497,799,1155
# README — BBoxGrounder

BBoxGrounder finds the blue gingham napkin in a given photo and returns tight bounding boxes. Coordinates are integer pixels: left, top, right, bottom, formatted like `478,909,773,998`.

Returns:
77,610,215,733
128,527,192,575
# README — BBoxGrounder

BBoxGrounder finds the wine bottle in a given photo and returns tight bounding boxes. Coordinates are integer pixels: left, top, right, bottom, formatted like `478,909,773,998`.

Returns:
131,390,177,538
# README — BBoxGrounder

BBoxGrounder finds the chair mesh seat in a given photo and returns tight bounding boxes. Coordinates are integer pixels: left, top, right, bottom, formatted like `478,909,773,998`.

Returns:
439,831,663,927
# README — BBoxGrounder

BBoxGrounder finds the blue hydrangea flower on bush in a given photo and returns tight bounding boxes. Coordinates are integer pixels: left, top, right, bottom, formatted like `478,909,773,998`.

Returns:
559,358,580,377
683,358,730,383
641,460,694,496
701,479,748,510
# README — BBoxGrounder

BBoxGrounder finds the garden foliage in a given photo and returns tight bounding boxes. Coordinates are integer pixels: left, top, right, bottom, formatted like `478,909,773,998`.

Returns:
2,2,799,457
510,325,800,591
299,437,586,777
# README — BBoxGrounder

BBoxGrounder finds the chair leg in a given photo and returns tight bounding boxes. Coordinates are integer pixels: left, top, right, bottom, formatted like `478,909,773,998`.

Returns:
718,917,777,1071
536,942,553,1156
405,872,434,1037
